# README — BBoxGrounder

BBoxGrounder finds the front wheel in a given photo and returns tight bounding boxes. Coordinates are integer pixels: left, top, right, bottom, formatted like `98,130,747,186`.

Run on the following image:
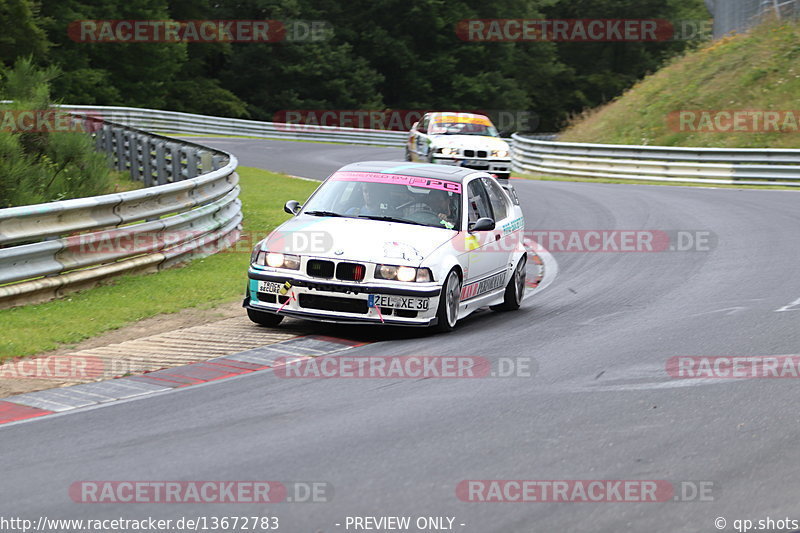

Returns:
435,269,462,332
491,254,526,312
247,308,284,327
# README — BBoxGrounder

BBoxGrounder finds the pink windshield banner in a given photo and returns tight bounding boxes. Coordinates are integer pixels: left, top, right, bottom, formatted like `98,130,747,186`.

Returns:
331,171,462,193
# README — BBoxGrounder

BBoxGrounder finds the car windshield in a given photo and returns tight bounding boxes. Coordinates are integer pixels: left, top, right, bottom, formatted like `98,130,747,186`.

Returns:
302,171,462,230
429,120,499,137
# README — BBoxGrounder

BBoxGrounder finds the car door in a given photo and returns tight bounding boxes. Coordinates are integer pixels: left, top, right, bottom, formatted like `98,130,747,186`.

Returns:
481,176,520,273
461,178,509,301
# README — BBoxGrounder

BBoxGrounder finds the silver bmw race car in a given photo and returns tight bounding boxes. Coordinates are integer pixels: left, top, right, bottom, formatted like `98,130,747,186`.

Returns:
406,112,512,179
244,161,526,332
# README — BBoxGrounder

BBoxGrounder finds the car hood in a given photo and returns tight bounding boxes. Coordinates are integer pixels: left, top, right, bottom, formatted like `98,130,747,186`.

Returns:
429,134,509,151
263,215,456,265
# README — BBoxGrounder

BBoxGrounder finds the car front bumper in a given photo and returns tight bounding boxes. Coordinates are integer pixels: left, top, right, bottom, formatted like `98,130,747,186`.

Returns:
431,156,512,176
244,269,442,327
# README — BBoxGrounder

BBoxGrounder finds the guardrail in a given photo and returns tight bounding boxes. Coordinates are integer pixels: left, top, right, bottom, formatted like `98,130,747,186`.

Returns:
0,113,241,308
511,135,800,186
57,105,555,147
59,105,409,147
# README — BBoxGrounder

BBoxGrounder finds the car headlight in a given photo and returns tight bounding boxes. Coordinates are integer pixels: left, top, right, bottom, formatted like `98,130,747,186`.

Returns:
252,250,301,270
437,147,458,156
492,149,509,158
375,264,433,282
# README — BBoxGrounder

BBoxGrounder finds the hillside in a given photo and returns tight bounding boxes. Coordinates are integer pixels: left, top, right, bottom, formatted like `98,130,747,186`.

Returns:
560,19,800,148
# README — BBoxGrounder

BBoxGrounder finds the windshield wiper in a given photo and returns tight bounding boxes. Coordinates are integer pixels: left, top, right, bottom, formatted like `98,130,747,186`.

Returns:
305,210,343,217
357,215,427,226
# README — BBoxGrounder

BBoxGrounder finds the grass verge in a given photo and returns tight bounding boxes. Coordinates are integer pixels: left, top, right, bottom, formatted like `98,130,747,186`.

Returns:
0,166,319,360
560,19,800,148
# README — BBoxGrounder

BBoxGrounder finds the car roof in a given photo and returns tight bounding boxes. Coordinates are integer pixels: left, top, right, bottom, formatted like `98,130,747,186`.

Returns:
428,112,490,122
334,161,484,183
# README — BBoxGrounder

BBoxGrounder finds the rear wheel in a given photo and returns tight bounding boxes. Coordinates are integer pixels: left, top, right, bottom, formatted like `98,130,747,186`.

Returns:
491,254,526,312
435,269,462,332
247,308,284,327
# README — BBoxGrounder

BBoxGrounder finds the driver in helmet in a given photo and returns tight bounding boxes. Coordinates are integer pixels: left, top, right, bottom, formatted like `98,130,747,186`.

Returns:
347,183,391,216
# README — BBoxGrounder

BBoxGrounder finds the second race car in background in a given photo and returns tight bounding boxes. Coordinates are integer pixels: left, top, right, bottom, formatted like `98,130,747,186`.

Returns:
406,112,512,179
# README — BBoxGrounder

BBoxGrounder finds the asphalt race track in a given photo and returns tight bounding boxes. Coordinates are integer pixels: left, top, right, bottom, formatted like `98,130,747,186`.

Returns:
3,137,800,532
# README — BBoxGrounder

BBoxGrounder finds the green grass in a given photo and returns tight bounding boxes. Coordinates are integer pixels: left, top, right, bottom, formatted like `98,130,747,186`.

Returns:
561,19,800,148
0,166,319,360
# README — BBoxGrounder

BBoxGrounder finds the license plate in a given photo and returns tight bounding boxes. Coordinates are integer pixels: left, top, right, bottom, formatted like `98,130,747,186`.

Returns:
460,159,484,166
257,281,282,293
369,294,429,311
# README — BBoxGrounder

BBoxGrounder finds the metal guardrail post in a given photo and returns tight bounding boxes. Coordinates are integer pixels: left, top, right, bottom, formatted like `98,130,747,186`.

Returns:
155,141,167,185
185,148,198,179
141,134,153,187
114,128,125,171
200,151,213,174
170,144,182,183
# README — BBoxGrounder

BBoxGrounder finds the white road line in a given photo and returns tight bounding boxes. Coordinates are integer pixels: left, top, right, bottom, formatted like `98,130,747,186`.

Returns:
775,296,800,312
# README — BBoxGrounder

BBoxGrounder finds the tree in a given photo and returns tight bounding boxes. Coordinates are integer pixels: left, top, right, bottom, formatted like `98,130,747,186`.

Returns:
0,0,48,66
0,57,111,207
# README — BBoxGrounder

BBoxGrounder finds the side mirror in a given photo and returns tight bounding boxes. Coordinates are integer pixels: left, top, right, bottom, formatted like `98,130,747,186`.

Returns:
284,200,301,215
468,217,495,232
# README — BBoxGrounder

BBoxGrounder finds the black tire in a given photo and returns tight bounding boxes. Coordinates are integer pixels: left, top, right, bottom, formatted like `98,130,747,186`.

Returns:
247,308,284,327
491,254,526,312
435,269,462,332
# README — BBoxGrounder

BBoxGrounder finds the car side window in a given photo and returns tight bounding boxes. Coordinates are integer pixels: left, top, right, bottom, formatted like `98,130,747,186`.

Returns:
418,115,429,133
482,178,509,221
467,179,493,224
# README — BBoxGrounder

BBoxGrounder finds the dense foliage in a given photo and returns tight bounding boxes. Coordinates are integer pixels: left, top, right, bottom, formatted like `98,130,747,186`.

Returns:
1,0,708,132
0,57,112,207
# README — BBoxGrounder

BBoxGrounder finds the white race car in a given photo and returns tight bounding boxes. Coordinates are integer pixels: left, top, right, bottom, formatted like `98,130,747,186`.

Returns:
406,112,512,179
244,161,526,332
